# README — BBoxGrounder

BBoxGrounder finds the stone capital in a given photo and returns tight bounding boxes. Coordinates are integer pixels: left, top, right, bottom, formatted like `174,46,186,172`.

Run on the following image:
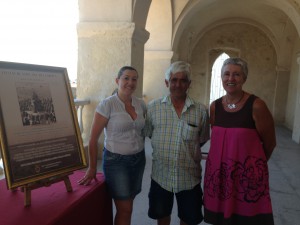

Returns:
133,28,150,44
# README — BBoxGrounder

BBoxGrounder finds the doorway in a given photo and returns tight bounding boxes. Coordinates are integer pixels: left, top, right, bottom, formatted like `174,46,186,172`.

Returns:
209,53,229,104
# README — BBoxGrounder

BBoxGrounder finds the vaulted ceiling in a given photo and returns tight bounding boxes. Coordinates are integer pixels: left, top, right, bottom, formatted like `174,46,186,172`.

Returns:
170,0,299,68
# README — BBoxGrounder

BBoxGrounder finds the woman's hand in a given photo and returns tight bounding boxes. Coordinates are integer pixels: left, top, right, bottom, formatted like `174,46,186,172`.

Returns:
78,167,98,185
78,112,108,185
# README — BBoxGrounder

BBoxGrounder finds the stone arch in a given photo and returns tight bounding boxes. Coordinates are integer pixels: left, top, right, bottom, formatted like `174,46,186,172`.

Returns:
132,0,152,29
189,18,281,68
262,0,300,36
187,23,278,115
172,0,299,70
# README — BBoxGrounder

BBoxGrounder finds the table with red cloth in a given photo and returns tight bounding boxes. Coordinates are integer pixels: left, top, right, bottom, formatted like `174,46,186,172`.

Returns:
0,171,113,225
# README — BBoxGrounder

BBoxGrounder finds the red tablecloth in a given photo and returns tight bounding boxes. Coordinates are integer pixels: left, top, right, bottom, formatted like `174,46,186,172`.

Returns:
0,171,113,225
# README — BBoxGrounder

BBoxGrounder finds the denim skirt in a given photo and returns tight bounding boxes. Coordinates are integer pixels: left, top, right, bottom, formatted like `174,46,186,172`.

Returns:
102,148,146,200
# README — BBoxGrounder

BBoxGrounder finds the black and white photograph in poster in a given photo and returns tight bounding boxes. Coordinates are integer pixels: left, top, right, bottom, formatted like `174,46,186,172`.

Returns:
16,82,57,126
0,61,87,189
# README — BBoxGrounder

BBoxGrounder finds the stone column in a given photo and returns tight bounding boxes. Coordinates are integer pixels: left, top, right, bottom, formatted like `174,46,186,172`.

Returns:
292,53,300,144
76,22,149,146
273,66,290,124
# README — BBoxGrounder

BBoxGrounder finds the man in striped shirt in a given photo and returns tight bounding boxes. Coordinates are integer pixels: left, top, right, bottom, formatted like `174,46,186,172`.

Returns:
144,61,210,225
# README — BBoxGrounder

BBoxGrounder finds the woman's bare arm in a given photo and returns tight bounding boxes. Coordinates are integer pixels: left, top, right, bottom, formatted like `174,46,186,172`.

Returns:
252,98,276,161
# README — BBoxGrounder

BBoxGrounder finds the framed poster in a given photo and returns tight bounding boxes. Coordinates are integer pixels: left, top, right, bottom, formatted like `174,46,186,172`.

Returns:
0,61,87,189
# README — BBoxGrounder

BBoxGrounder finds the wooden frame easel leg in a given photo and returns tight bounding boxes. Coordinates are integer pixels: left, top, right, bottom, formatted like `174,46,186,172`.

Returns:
24,186,31,207
20,173,73,207
63,176,73,192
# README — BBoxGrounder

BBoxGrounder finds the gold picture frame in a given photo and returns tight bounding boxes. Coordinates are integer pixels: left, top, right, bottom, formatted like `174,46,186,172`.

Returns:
0,61,87,189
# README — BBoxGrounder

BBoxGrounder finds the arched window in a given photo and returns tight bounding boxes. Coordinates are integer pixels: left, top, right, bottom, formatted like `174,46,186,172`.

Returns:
209,53,229,104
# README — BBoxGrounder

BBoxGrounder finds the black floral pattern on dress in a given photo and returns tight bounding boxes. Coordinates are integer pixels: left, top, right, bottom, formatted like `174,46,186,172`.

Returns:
204,155,269,203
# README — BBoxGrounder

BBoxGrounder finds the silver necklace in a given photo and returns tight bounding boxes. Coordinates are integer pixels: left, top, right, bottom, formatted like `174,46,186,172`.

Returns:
225,92,244,109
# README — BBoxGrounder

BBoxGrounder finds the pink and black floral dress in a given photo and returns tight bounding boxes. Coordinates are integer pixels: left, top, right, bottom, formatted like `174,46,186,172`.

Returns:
203,95,274,225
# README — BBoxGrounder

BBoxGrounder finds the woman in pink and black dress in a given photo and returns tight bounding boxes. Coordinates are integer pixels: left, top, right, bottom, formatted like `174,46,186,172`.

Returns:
203,57,276,225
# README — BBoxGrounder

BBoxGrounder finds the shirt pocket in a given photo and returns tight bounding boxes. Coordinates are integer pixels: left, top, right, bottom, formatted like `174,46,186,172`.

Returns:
182,122,199,141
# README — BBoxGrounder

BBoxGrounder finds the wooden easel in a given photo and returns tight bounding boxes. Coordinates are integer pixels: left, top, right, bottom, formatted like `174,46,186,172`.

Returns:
21,172,73,207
